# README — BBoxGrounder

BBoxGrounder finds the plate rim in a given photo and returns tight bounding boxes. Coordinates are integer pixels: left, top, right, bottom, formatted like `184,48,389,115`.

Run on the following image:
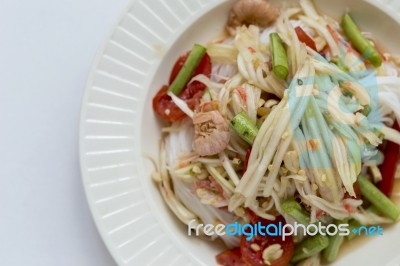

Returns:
78,1,138,265
79,0,400,265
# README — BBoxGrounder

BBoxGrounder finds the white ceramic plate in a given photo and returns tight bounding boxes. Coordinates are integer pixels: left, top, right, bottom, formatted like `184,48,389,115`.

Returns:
80,0,400,265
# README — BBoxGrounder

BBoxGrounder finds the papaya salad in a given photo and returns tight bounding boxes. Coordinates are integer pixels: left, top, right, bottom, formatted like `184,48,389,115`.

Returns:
150,0,400,265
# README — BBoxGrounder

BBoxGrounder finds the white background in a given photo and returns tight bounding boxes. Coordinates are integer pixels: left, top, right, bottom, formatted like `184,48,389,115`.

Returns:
0,0,130,265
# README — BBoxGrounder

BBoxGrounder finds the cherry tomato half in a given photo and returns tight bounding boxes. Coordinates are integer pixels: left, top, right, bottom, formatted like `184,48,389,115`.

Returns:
216,247,247,266
152,52,212,122
240,216,294,266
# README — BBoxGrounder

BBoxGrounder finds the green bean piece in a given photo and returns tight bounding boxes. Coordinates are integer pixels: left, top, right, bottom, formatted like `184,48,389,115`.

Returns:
270,33,289,79
322,220,346,262
281,198,311,225
292,235,330,263
230,111,259,145
357,175,400,221
341,14,382,67
330,56,349,72
361,104,371,116
168,44,207,95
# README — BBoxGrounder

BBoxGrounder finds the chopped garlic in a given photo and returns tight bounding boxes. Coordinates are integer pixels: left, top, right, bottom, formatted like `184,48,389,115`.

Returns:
298,169,306,176
281,131,290,140
251,243,261,252
234,207,246,216
261,200,270,209
262,244,283,265
232,158,241,165
265,99,279,108
192,165,202,174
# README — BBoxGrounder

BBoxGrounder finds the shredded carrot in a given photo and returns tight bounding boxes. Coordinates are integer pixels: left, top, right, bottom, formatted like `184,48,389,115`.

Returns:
237,87,247,102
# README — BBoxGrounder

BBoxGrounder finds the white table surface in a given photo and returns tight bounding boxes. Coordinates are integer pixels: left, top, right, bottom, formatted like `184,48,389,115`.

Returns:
0,0,130,265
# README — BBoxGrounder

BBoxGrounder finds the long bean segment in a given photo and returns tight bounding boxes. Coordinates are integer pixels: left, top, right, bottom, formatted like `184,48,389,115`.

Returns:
341,14,382,67
270,33,289,79
357,175,400,221
322,220,346,262
292,235,329,263
281,198,311,225
168,44,207,95
230,111,259,145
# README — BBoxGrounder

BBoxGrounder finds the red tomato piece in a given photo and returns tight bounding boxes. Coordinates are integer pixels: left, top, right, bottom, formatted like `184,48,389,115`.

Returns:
240,216,294,266
169,52,212,84
153,52,212,122
295,26,317,51
152,85,185,122
216,248,247,266
378,122,400,196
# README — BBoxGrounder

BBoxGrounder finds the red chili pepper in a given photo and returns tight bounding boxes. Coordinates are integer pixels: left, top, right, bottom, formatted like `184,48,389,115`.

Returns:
242,148,252,175
316,209,325,219
378,122,400,196
295,26,317,51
